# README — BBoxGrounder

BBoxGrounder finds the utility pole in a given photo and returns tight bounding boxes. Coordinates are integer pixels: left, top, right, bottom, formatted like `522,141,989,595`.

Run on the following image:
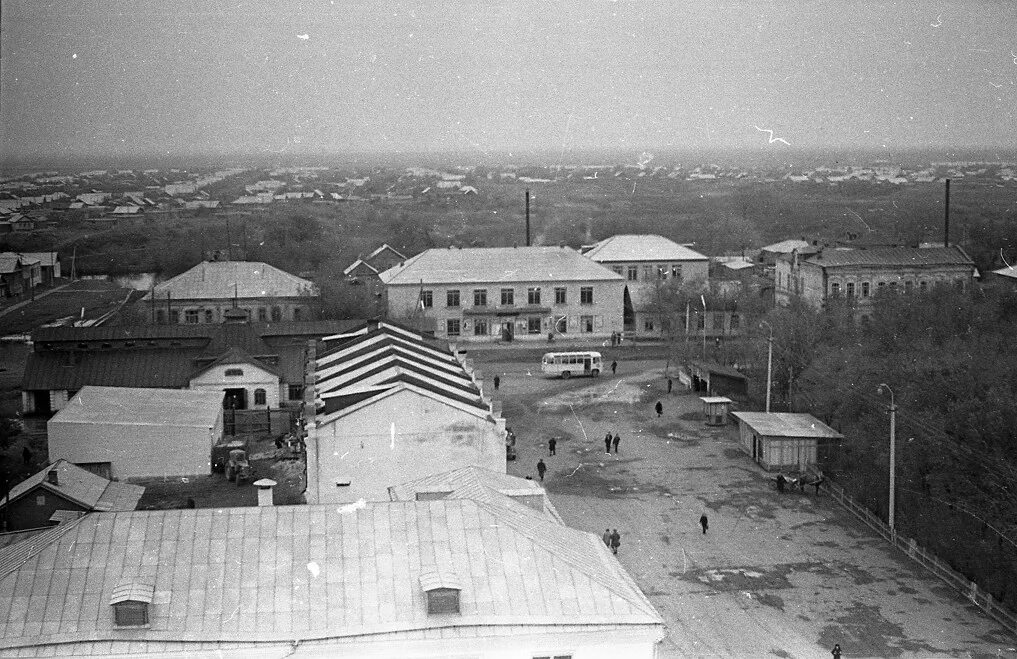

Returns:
700,295,707,360
525,189,531,247
943,178,950,248
761,320,773,413
878,383,897,531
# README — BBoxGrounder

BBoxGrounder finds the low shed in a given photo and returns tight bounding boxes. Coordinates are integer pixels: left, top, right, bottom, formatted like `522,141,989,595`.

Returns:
47,386,224,480
689,360,749,398
731,412,842,472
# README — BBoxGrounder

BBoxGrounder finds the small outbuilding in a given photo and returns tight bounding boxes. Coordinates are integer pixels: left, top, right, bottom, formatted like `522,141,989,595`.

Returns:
688,360,749,398
700,396,733,426
47,386,224,480
731,411,842,472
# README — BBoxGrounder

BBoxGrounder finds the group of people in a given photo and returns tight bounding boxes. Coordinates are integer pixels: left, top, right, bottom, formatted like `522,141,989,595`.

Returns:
602,528,622,554
604,431,621,453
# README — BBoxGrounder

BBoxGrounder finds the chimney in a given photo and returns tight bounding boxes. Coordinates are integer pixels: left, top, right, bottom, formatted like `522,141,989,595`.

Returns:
253,478,277,506
47,468,59,486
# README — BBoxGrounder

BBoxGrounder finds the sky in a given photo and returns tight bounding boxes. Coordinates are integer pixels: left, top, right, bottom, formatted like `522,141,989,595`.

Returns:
2,0,1016,162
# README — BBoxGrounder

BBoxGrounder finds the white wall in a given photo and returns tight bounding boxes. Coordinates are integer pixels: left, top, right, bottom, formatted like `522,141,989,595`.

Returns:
189,363,280,409
47,416,222,480
313,389,505,504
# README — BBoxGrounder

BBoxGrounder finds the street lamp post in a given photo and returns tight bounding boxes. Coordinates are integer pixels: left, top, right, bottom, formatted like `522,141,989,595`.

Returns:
878,383,897,531
700,295,707,360
760,321,773,413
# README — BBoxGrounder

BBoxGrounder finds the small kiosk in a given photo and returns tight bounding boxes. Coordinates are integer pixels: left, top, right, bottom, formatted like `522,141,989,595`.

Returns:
700,396,733,426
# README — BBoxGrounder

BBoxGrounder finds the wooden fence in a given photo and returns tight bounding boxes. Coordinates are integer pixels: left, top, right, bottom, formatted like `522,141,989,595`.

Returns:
823,478,1017,639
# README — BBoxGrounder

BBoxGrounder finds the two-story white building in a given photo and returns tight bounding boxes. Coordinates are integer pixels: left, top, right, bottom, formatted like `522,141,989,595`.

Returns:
582,235,709,337
379,246,624,342
774,245,977,319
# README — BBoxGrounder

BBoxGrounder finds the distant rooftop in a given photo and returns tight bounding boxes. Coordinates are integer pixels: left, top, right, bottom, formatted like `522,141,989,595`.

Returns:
803,245,974,268
583,234,708,263
144,260,316,300
49,386,223,428
379,246,622,285
731,412,843,439
1,459,143,513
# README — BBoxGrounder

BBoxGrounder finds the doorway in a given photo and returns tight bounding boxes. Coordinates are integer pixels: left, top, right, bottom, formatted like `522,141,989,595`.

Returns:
223,388,247,410
501,321,514,342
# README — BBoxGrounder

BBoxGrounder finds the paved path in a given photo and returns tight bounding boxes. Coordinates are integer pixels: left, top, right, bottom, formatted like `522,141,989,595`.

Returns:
498,363,1016,658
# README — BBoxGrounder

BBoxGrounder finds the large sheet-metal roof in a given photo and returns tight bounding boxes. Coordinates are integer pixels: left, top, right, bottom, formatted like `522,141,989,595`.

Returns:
142,260,316,300
731,412,843,439
583,234,708,263
802,245,974,269
49,386,223,428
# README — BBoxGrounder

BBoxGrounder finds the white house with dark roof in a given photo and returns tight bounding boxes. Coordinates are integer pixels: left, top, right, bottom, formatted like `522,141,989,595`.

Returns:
774,245,977,317
0,460,143,532
379,245,624,342
0,491,664,657
307,322,506,504
582,234,709,337
140,260,318,324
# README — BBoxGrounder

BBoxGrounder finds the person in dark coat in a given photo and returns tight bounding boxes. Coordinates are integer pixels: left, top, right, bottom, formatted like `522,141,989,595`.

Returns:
548,437,557,456
22,446,32,465
655,400,663,417
603,529,611,546
831,644,842,659
605,432,613,454
609,529,621,555
667,377,673,394
493,375,500,390
611,360,618,375
699,514,709,535
776,473,787,493
612,433,620,453
537,459,547,481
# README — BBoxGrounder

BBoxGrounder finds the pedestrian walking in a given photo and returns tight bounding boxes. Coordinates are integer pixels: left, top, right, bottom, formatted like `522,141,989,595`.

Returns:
699,513,709,535
655,400,663,417
612,433,620,453
831,644,842,659
604,432,613,454
548,437,557,456
493,375,500,391
611,360,617,375
776,473,786,493
537,459,547,481
813,477,824,495
603,529,611,546
21,446,32,465
609,529,621,555
667,377,673,394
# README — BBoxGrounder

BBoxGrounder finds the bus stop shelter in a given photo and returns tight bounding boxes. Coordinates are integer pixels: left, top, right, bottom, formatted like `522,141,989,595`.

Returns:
699,397,733,426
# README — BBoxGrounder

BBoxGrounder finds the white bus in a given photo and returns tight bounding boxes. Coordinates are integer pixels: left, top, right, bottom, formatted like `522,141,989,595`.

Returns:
541,351,603,379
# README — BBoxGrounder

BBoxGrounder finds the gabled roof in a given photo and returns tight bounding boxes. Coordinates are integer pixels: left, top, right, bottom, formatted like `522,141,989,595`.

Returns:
803,245,975,269
731,412,843,439
0,501,662,654
583,235,708,263
13,252,58,267
0,460,144,513
992,265,1017,280
49,386,223,429
342,259,378,277
190,345,280,379
143,261,316,300
761,239,811,254
366,243,407,262
378,246,623,286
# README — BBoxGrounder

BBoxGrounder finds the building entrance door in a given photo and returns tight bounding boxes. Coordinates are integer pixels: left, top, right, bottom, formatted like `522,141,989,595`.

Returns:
223,388,247,410
501,321,514,342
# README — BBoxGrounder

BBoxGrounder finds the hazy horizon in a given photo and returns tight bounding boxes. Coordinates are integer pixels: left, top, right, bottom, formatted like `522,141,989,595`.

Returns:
3,0,1016,166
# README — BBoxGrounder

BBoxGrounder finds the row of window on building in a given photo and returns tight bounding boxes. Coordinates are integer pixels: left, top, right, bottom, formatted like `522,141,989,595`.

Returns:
828,278,966,298
421,286,595,309
611,263,685,282
444,315,601,337
154,306,303,324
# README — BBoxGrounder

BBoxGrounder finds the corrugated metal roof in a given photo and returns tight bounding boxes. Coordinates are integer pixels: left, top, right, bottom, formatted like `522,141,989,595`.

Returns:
379,246,623,285
49,386,223,428
144,261,316,300
804,245,974,268
0,501,662,653
1,460,142,512
583,235,708,263
731,412,843,439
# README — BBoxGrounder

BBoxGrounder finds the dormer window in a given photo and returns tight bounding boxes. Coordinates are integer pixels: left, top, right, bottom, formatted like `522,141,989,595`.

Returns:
420,570,461,614
110,581,154,627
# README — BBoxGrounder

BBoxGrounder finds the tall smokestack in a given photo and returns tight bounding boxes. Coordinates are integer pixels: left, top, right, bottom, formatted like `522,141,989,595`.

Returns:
943,178,950,248
525,189,531,247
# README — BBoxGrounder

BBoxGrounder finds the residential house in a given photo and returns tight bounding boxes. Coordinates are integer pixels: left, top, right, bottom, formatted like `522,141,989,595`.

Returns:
47,386,224,480
0,483,663,656
758,239,815,268
10,252,59,286
582,235,709,337
141,260,318,324
0,460,143,532
774,245,978,319
307,322,506,504
0,253,41,298
379,245,624,342
21,320,358,415
731,411,843,472
343,243,407,283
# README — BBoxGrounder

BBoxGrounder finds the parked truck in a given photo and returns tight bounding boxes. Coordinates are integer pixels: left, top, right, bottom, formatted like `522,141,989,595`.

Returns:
212,436,250,474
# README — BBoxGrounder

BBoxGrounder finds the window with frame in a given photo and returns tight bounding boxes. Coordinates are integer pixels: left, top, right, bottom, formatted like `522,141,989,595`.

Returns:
446,319,461,336
697,313,705,330
293,308,301,321
830,282,840,297
730,313,740,330
254,388,266,405
862,282,870,297
169,310,179,324
474,319,488,335
554,287,567,305
258,307,267,322
657,265,668,280
225,368,244,377
527,316,542,334
446,290,461,308
271,306,282,321
612,266,623,275
641,265,653,280
846,282,855,298
185,309,199,324
627,266,637,281
580,287,593,305
425,588,460,614
671,264,682,279
113,601,149,627
155,310,166,324
205,309,214,323
904,280,913,293
36,494,45,506
420,290,433,308
500,288,514,306
643,319,655,331
580,315,594,333
473,289,487,306
919,280,928,292
288,384,304,400
878,282,886,290
527,287,541,305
